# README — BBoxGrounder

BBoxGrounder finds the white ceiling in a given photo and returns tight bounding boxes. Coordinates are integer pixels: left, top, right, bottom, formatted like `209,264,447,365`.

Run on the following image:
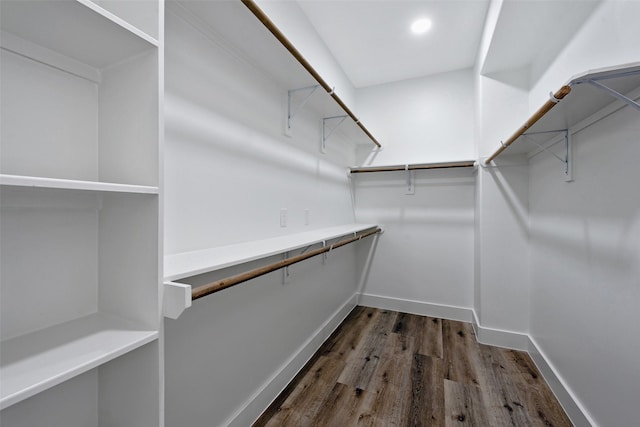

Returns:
299,0,489,87
296,0,602,89
297,0,491,88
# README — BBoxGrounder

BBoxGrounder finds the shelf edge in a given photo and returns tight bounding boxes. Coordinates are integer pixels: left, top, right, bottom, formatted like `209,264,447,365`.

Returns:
0,174,159,194
164,224,378,282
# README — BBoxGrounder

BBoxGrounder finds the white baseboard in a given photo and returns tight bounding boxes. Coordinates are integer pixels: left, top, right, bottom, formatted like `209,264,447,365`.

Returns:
225,293,359,427
528,336,596,427
358,293,473,322
471,310,529,351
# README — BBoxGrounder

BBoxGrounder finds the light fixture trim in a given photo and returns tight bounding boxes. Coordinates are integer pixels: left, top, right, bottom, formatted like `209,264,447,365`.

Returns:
410,17,432,35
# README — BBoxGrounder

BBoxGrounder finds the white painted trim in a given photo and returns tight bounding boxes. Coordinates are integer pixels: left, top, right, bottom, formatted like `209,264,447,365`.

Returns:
358,293,473,322
471,310,529,351
528,336,596,427
225,293,359,427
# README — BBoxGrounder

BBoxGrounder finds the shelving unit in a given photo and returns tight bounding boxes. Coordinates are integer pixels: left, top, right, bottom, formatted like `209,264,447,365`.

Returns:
0,0,162,425
164,224,379,319
484,63,640,171
171,0,380,151
165,224,379,282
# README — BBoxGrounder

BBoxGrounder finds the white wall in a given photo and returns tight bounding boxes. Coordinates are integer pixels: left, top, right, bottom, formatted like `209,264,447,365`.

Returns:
473,0,532,336
355,69,476,165
527,1,640,425
349,69,476,320
163,4,364,426
474,73,530,335
529,101,640,427
164,4,356,254
475,157,530,335
353,168,475,312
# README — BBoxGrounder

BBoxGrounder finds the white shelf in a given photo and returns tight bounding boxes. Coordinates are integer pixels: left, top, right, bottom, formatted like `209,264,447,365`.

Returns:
0,174,159,194
0,0,157,70
164,224,379,282
500,63,640,156
0,312,158,410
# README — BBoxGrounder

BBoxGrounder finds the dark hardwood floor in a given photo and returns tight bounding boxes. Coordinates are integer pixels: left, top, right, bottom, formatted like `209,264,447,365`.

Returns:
254,306,572,427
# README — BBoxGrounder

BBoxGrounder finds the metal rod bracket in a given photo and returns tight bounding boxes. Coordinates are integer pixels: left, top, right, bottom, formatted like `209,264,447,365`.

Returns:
283,251,291,284
405,164,415,195
524,129,572,181
322,115,348,153
322,241,327,264
287,85,320,133
585,79,640,112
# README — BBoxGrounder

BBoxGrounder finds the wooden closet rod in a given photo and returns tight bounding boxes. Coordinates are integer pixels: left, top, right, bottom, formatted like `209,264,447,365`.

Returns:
350,160,476,174
240,0,382,148
191,226,382,300
484,85,572,165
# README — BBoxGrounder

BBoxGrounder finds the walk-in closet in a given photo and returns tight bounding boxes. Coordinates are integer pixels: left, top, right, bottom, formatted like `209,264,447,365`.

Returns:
1,0,638,426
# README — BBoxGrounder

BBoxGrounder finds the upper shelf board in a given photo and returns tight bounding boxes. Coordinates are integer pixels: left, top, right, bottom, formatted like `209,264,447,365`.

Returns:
495,62,640,157
0,174,159,194
164,224,379,282
170,0,377,147
0,0,157,70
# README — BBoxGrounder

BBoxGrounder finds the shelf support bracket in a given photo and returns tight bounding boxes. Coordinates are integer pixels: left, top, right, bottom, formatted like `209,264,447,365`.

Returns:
523,129,572,181
322,115,348,153
584,79,640,112
405,164,415,195
322,240,327,264
287,85,320,133
283,251,291,284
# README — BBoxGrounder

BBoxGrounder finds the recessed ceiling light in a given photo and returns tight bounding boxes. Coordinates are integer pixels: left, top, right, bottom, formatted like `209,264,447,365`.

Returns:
411,18,432,35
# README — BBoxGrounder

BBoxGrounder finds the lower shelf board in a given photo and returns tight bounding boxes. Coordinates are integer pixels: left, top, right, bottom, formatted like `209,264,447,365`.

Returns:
0,312,158,410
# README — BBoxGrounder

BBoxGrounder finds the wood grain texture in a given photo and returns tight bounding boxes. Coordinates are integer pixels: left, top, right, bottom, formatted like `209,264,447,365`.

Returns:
394,312,443,358
254,307,573,427
444,379,490,427
442,319,482,385
408,353,445,426
336,309,397,390
261,356,345,426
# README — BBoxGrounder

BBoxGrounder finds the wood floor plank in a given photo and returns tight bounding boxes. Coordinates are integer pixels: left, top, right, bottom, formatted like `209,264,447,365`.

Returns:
320,306,377,360
366,332,416,392
406,353,445,426
310,382,376,427
489,348,572,427
393,312,443,358
444,379,490,427
359,333,416,426
442,319,482,385
517,382,574,427
336,309,397,390
260,355,346,427
475,344,533,427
